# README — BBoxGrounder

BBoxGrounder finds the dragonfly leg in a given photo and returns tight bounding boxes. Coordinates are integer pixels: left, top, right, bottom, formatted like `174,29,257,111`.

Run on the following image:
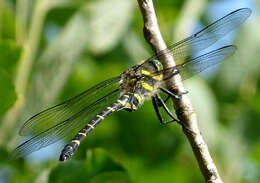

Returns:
154,93,178,124
152,96,164,123
157,87,188,107
159,87,188,101
154,93,195,134
152,94,178,124
161,95,171,106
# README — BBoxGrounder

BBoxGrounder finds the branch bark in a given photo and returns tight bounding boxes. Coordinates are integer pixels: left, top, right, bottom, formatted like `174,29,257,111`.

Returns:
137,1,223,182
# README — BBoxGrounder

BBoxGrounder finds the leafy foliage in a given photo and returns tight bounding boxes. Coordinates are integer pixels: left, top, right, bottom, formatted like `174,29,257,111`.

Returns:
0,40,20,118
0,68,16,118
49,149,131,183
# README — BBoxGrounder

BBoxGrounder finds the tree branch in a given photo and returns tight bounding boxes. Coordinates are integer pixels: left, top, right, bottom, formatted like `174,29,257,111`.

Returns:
137,0,223,182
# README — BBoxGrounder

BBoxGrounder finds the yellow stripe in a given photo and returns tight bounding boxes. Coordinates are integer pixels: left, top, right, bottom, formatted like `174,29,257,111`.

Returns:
134,94,142,103
152,74,163,80
123,94,130,98
141,69,151,76
87,124,95,129
72,140,80,145
107,106,115,112
82,129,87,132
125,102,131,109
78,132,86,136
131,103,137,110
97,115,104,120
68,146,73,150
117,99,126,106
141,81,153,91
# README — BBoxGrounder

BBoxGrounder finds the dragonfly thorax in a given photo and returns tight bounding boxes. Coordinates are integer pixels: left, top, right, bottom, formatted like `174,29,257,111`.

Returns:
119,60,164,111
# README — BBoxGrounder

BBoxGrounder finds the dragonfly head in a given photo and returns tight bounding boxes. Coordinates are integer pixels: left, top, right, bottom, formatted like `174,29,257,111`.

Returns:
140,59,164,81
147,59,163,72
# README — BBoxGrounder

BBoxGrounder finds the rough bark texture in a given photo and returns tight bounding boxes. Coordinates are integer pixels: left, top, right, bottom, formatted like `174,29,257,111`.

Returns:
137,0,223,182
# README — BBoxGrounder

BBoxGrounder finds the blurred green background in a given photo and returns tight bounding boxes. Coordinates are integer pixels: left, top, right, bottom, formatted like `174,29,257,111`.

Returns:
0,0,260,182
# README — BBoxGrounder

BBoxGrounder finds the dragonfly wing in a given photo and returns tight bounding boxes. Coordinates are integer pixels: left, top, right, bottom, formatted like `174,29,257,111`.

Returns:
11,89,121,159
174,45,237,80
149,8,251,64
20,76,121,136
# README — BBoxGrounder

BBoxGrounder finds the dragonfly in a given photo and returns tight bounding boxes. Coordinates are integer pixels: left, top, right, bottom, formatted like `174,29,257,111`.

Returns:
11,8,251,161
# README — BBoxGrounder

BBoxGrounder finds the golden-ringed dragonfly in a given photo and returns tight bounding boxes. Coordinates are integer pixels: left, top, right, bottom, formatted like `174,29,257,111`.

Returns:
11,8,251,161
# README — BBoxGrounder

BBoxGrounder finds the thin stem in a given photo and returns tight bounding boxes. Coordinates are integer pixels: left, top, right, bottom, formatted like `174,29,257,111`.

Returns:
0,0,51,145
15,0,50,94
137,0,223,182
16,0,29,44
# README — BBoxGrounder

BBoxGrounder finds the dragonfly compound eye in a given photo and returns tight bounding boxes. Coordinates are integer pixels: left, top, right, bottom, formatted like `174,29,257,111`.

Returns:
150,60,163,71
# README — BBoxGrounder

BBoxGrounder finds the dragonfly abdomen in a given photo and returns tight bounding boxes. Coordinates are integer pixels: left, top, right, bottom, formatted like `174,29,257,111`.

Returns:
59,94,130,161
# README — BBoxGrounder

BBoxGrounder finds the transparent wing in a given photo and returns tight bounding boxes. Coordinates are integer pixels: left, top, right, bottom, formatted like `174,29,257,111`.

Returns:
149,8,251,64
11,89,121,159
161,45,236,80
19,76,121,136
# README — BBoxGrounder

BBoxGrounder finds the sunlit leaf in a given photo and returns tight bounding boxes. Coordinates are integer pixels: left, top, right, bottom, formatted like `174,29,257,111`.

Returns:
122,31,150,64
184,78,219,146
218,21,260,91
87,0,135,54
50,0,85,8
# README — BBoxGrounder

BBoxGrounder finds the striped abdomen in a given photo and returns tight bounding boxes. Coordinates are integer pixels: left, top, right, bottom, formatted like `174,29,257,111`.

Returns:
59,94,132,161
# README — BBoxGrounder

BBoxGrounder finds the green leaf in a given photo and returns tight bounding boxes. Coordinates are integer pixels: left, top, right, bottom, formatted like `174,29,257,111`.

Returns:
184,78,219,146
0,2,16,39
50,0,86,8
49,148,131,183
0,146,9,163
87,0,134,54
89,171,132,183
0,68,16,119
0,40,22,78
